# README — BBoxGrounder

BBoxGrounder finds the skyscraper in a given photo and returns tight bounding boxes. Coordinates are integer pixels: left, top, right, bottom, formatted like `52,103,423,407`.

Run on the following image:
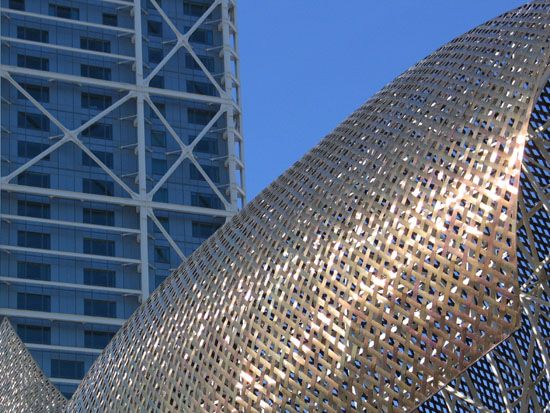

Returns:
0,0,244,397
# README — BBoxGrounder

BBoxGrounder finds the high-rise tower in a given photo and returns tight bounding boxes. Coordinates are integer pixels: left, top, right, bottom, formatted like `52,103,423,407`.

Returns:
0,0,244,397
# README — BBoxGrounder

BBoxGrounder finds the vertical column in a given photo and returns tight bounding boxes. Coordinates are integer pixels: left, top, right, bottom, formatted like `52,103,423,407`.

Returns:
133,0,150,300
220,0,239,213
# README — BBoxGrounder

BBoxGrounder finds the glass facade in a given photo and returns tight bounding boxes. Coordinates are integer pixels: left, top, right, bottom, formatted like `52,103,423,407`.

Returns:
0,0,244,397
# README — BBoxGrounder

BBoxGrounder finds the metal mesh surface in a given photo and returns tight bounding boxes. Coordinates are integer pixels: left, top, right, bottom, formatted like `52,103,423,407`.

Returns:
61,2,549,412
419,68,550,413
0,318,67,412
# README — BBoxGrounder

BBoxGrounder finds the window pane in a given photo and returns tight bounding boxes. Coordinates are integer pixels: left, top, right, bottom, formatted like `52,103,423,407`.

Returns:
84,330,115,349
17,324,51,344
17,230,50,249
84,299,116,318
83,268,115,287
192,221,221,239
18,171,50,188
81,122,113,140
18,200,50,218
51,359,84,380
17,292,51,311
151,130,166,147
147,20,162,36
82,178,114,196
17,261,51,281
154,246,170,263
83,238,115,256
83,208,114,226
102,13,117,26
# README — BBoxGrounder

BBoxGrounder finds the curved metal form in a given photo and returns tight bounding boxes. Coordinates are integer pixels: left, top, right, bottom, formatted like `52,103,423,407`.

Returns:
62,2,549,412
0,318,67,412
420,73,550,413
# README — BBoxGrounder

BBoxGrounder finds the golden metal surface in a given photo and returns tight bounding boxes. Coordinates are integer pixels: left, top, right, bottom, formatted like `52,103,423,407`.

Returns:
419,74,550,413
0,318,67,412
62,2,549,412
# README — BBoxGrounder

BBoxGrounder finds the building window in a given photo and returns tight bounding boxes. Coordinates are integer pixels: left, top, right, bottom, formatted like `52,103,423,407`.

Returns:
81,122,113,140
17,261,51,281
192,221,221,239
9,0,25,11
18,112,50,131
82,150,114,168
18,200,50,219
185,54,215,72
80,37,111,53
81,64,111,80
17,324,50,344
153,188,168,203
82,178,114,196
17,83,49,103
51,359,84,380
187,27,213,45
193,138,218,154
17,54,49,70
18,230,50,249
148,47,163,64
81,92,112,110
49,4,79,20
191,192,221,209
84,330,115,349
154,246,170,264
187,80,215,96
83,268,115,288
17,26,49,43
150,102,166,119
150,75,164,88
152,158,167,175
18,171,50,188
83,208,114,226
151,130,166,147
83,238,115,256
187,108,216,125
183,2,208,17
147,0,161,8
18,141,50,160
17,292,51,311
147,20,162,37
154,216,169,233
84,299,116,318
190,164,219,182
102,13,118,26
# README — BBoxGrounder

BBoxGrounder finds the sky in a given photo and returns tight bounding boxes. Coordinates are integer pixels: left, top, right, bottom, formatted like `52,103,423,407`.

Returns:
237,0,526,200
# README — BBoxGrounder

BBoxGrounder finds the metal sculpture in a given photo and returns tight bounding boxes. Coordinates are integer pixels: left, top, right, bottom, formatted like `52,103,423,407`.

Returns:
420,71,550,413
62,2,549,412
0,2,548,412
0,318,67,412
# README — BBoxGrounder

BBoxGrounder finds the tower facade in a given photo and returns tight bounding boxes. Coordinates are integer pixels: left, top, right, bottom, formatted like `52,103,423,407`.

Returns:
0,0,244,397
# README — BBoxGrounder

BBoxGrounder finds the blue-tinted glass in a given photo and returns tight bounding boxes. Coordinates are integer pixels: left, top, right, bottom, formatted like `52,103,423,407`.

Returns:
83,268,115,287
17,324,51,344
17,261,51,281
84,299,116,318
17,292,51,311
51,359,84,380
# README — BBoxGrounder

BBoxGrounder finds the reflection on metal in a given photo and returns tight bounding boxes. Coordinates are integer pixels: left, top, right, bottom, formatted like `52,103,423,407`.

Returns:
60,2,549,412
0,318,67,412
419,77,550,412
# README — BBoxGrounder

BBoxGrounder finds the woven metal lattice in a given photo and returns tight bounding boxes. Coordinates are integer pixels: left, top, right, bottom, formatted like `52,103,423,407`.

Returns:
419,72,550,413
61,2,549,412
0,318,67,412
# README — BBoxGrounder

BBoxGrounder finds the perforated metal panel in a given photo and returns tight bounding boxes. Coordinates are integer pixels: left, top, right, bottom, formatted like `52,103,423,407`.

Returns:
419,73,550,413
58,2,549,412
0,318,67,412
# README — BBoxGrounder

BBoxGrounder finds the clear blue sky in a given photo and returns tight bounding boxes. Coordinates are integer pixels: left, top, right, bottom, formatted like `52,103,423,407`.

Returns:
238,0,526,199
